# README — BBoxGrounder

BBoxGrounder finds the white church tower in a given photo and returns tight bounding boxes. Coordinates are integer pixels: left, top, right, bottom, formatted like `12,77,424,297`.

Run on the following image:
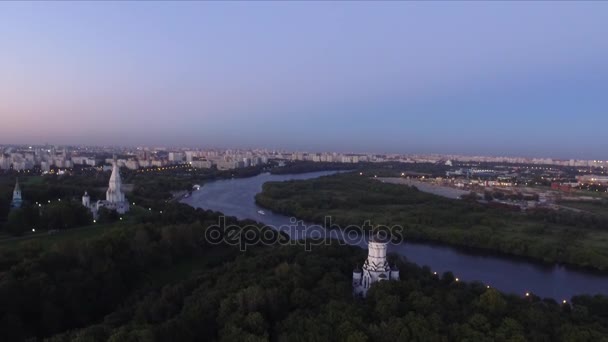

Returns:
89,159,130,216
11,178,23,208
82,191,90,208
106,162,126,204
353,233,399,297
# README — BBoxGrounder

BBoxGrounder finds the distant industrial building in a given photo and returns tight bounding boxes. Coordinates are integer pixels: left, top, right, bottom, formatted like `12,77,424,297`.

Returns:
576,175,608,185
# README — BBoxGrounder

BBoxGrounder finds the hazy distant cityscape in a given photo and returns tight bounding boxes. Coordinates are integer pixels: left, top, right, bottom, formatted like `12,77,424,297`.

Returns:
2,2,608,341
2,143,607,173
3,142,607,214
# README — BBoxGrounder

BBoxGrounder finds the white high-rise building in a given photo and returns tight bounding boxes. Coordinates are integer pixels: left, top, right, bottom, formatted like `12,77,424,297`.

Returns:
168,152,184,163
353,234,399,297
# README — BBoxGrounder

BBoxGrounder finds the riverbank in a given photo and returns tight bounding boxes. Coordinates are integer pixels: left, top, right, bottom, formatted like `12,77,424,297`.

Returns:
255,173,608,272
182,171,608,299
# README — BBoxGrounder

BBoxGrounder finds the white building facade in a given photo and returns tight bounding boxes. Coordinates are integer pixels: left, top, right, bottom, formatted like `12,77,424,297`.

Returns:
353,234,399,297
83,161,130,216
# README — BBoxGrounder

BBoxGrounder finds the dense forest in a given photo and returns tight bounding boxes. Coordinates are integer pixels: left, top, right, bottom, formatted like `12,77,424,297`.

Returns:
1,168,608,341
255,173,608,271
0,173,102,236
1,202,607,341
0,203,285,341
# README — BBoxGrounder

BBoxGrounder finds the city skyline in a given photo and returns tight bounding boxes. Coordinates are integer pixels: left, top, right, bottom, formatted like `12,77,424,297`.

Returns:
1,2,607,158
2,143,607,167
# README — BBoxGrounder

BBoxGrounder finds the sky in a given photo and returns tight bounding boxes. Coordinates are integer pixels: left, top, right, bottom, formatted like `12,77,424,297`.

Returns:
0,2,607,159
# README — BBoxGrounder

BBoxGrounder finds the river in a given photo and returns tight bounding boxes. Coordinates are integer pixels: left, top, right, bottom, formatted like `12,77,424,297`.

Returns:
181,171,608,300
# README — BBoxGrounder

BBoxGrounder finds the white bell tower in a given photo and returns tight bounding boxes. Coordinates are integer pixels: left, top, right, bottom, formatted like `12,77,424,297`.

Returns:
82,191,90,208
353,233,399,297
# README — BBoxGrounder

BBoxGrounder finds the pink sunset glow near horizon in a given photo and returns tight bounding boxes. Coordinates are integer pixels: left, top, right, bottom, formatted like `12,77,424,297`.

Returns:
1,2,607,159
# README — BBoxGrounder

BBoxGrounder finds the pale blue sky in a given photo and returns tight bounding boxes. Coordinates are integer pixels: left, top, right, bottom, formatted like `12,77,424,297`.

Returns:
0,2,607,158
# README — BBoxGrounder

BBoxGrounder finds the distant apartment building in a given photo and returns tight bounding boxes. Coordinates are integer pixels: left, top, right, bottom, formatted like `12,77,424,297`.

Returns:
168,152,184,163
185,151,195,162
151,160,164,167
72,156,97,166
35,161,48,172
216,159,245,170
53,159,72,169
217,160,238,170
190,160,213,169
0,155,11,170
12,160,34,171
125,160,139,170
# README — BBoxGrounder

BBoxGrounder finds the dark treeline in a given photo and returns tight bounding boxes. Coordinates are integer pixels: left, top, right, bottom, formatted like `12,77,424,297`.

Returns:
0,164,270,235
255,173,608,271
5,201,92,235
44,241,608,341
0,200,607,340
0,204,284,341
1,171,107,204
0,171,108,234
0,173,101,235
270,161,359,175
270,160,452,177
